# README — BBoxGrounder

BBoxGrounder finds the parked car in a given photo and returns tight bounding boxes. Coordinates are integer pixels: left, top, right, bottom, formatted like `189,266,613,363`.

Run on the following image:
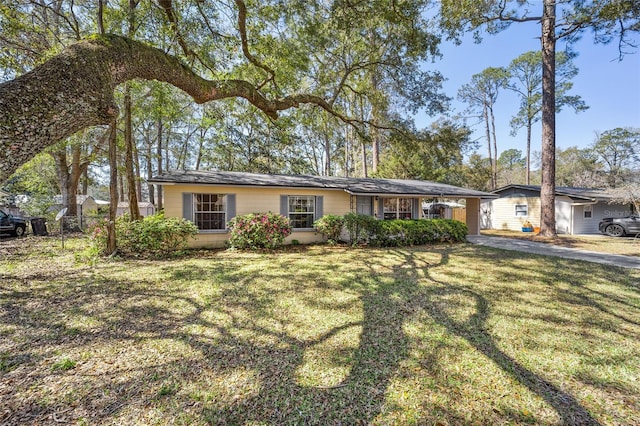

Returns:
599,215,640,237
0,210,27,237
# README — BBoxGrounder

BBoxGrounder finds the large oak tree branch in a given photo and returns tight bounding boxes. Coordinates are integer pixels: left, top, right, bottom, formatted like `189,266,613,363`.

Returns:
0,34,353,181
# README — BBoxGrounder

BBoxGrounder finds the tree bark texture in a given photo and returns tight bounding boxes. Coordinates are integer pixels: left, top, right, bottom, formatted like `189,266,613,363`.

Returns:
107,120,118,255
526,117,532,185
0,34,342,181
124,85,141,220
483,103,494,190
156,118,163,211
540,0,557,237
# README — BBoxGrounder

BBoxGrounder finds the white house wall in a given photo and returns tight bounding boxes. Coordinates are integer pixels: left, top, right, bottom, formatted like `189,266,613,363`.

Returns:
555,197,572,234
480,196,541,231
572,202,632,234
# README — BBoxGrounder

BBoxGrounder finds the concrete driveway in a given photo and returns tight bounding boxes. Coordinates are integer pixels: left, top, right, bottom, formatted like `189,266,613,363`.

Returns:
467,235,640,270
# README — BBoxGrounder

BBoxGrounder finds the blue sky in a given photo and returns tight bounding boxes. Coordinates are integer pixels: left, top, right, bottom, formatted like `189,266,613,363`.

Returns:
416,21,640,159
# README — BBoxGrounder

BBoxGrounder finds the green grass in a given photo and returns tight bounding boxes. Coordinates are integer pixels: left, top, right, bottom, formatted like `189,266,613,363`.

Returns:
1,236,639,425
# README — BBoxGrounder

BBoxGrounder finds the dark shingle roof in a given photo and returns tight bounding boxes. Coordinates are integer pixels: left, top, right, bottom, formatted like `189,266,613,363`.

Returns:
149,170,495,198
492,184,618,201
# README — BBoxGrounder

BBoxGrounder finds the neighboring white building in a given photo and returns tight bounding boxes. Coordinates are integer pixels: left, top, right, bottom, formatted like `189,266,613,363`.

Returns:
116,201,156,217
52,194,100,216
481,185,633,235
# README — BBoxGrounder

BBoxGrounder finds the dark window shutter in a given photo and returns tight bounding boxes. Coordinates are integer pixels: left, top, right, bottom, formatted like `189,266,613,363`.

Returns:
280,195,289,216
315,196,324,220
183,193,193,221
412,199,420,219
226,194,236,222
378,198,384,219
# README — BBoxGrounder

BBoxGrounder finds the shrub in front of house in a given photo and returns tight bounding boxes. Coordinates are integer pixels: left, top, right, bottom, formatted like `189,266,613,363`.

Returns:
89,212,198,257
369,219,468,247
227,212,292,250
313,214,345,244
343,213,380,246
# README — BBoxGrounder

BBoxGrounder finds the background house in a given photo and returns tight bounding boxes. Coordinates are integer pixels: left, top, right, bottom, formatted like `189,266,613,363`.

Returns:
481,185,633,234
52,195,99,216
116,201,156,217
149,170,495,248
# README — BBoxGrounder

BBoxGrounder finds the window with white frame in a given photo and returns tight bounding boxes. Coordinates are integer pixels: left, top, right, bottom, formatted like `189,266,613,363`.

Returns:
288,195,315,229
514,204,528,217
383,198,413,220
584,204,593,219
194,193,226,230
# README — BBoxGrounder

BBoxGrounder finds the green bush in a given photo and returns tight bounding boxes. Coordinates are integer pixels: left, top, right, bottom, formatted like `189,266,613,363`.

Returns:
89,212,198,258
228,212,292,250
369,219,468,247
313,214,345,243
343,213,380,246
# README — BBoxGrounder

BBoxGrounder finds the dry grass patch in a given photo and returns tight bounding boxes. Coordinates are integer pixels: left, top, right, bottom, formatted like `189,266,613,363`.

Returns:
482,229,640,257
1,236,639,424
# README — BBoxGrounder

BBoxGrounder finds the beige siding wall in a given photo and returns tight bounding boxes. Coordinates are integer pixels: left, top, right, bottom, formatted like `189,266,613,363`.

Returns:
163,185,352,248
465,199,480,235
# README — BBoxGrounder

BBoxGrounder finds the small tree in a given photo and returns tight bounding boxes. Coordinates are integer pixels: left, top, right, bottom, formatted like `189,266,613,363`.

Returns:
506,51,588,184
458,67,509,189
314,215,345,244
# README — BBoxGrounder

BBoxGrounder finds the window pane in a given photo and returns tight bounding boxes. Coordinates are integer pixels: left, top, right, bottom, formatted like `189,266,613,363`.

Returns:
398,198,412,219
194,194,226,230
515,204,528,217
288,196,315,228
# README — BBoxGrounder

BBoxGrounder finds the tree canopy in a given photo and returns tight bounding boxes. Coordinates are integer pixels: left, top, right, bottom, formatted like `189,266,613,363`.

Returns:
0,0,448,182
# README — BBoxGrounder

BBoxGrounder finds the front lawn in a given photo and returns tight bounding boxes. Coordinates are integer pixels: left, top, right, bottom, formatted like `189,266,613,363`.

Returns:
1,237,639,425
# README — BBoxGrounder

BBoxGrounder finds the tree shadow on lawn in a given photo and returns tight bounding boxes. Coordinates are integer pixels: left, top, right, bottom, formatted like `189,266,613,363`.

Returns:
387,248,603,425
2,245,638,424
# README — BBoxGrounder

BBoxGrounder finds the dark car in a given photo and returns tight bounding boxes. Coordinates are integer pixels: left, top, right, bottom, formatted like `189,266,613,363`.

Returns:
0,210,27,237
599,215,640,237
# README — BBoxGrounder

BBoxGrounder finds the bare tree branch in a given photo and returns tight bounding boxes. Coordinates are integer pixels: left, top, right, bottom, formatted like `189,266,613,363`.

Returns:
234,0,277,90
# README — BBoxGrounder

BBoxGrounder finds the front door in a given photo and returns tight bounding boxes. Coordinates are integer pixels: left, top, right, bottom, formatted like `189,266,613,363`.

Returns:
356,196,373,216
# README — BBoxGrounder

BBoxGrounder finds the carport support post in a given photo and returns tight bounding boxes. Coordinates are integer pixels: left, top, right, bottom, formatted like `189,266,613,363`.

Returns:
466,198,481,235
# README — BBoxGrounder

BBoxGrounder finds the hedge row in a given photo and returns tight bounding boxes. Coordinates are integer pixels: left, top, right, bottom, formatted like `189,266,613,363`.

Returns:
338,213,468,247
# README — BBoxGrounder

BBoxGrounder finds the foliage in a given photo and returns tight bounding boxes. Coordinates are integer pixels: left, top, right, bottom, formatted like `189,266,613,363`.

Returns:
376,119,474,183
555,146,603,188
90,212,198,258
507,50,588,137
496,148,526,186
313,214,345,243
342,214,467,247
591,127,640,188
457,67,510,189
227,212,292,250
0,0,448,185
15,194,56,219
2,153,58,197
446,153,494,192
342,213,380,246
369,219,468,247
